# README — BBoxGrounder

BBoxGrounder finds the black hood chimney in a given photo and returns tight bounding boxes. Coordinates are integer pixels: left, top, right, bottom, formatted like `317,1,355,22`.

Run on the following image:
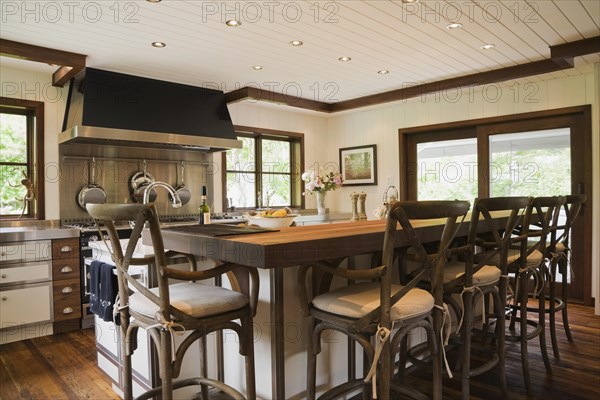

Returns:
59,68,241,151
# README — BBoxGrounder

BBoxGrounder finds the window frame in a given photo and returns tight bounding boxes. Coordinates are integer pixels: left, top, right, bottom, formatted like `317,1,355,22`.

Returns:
222,125,304,210
0,97,45,220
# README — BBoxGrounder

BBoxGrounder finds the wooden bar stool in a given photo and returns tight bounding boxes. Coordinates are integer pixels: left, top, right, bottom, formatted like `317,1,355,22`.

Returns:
87,203,258,400
506,196,564,394
441,196,530,400
298,200,469,400
543,194,586,358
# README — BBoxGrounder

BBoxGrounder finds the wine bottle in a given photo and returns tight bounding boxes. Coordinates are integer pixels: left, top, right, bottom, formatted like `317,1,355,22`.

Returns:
199,186,211,224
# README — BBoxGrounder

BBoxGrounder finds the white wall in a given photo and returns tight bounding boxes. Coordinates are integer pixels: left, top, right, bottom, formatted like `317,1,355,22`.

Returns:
0,65,67,221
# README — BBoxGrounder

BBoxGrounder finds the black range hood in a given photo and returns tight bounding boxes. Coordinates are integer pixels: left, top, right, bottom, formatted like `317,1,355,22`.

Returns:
59,68,242,152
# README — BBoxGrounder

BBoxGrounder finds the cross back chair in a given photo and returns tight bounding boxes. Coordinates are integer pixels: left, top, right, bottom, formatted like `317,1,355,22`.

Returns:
505,196,564,394
444,196,530,400
298,200,470,400
87,203,258,400
542,194,586,358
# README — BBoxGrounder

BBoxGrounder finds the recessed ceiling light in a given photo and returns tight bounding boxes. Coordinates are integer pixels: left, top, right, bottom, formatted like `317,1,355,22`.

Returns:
378,70,390,75
402,0,419,3
338,56,351,62
290,40,304,46
146,0,162,3
252,65,263,70
225,19,242,27
151,41,166,48
446,23,463,29
480,43,495,50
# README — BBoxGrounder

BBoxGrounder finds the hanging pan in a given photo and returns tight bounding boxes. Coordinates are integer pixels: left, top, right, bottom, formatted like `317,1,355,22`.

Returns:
78,157,107,210
171,161,192,206
131,160,157,203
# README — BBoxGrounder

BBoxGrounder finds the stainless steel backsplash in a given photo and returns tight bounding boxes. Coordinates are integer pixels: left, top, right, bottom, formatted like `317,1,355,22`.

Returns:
59,145,215,223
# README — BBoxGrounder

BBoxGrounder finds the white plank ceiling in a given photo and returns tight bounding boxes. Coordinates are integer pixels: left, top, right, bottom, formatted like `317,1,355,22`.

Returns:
1,0,599,102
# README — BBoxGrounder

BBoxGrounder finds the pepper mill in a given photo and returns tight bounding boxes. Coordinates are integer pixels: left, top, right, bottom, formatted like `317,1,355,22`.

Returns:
350,192,359,222
358,192,367,220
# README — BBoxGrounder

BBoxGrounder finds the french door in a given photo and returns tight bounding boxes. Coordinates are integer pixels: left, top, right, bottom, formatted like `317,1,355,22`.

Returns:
400,106,592,303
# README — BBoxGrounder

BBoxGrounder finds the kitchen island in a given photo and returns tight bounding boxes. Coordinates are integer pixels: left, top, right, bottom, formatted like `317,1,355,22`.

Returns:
153,217,479,399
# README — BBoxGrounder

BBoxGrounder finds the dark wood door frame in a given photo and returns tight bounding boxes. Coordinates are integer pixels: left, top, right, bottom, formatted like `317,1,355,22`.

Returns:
398,105,593,305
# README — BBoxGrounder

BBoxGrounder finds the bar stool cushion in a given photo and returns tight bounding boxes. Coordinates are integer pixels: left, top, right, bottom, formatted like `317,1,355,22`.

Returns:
130,282,249,318
444,262,501,285
312,282,434,320
554,242,567,253
485,249,543,268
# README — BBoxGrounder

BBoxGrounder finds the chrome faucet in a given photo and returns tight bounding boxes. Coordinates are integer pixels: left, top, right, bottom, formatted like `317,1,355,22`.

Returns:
143,182,182,208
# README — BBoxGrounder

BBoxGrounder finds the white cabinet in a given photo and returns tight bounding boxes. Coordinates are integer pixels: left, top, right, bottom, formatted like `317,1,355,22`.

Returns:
0,262,52,285
0,240,51,263
0,283,53,328
0,240,53,337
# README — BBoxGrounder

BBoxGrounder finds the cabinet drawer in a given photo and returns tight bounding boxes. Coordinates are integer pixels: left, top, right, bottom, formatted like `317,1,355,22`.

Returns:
0,262,52,287
52,239,80,261
0,283,53,328
53,278,81,321
52,258,80,281
1,241,51,264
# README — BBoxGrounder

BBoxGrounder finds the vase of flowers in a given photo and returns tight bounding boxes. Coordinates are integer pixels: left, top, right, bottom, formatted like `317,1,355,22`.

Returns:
302,169,343,215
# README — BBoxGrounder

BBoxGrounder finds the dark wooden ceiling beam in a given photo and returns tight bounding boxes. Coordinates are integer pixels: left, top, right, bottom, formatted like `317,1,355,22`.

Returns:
225,36,600,114
226,86,332,113
551,36,600,60
0,39,86,87
224,87,251,104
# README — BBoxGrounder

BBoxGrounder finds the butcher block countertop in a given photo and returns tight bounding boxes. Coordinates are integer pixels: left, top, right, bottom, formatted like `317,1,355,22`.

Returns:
155,218,457,269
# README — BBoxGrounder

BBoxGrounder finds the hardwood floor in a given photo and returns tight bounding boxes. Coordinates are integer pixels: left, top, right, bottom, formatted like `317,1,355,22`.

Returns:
402,302,600,400
0,303,598,399
0,329,118,400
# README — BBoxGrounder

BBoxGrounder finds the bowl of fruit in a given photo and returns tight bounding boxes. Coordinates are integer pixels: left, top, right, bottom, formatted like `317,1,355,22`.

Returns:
245,208,298,229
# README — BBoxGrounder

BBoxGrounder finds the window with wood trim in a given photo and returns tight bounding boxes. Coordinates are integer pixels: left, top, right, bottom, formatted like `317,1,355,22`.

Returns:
0,97,44,219
223,127,304,209
400,111,585,202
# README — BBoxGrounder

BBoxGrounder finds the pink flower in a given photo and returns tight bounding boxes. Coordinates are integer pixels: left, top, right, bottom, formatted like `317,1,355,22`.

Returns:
301,168,343,195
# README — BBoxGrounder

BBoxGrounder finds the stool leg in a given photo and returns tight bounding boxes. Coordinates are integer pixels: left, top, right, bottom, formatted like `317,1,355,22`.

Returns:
518,272,532,395
121,323,133,400
560,257,574,342
549,259,560,359
537,269,552,374
160,329,173,399
461,290,473,400
199,336,209,399
243,316,256,400
496,279,508,399
307,317,317,400
396,335,408,383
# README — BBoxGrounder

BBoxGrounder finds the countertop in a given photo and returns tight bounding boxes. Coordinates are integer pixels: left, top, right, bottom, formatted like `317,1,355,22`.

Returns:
0,222,80,242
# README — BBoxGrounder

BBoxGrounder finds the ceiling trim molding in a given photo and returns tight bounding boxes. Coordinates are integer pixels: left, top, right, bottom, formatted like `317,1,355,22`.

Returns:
0,39,86,87
225,36,600,114
225,86,331,113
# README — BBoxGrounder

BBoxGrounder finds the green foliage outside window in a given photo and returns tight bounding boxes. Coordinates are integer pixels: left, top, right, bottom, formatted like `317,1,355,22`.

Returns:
1,113,30,216
226,135,297,208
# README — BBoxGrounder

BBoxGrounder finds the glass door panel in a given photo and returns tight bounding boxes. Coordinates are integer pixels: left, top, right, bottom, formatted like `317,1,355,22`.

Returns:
489,128,571,197
490,128,572,283
416,138,478,201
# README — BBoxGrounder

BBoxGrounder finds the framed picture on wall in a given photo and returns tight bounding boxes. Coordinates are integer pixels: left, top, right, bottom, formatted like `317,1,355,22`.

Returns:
339,144,377,186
